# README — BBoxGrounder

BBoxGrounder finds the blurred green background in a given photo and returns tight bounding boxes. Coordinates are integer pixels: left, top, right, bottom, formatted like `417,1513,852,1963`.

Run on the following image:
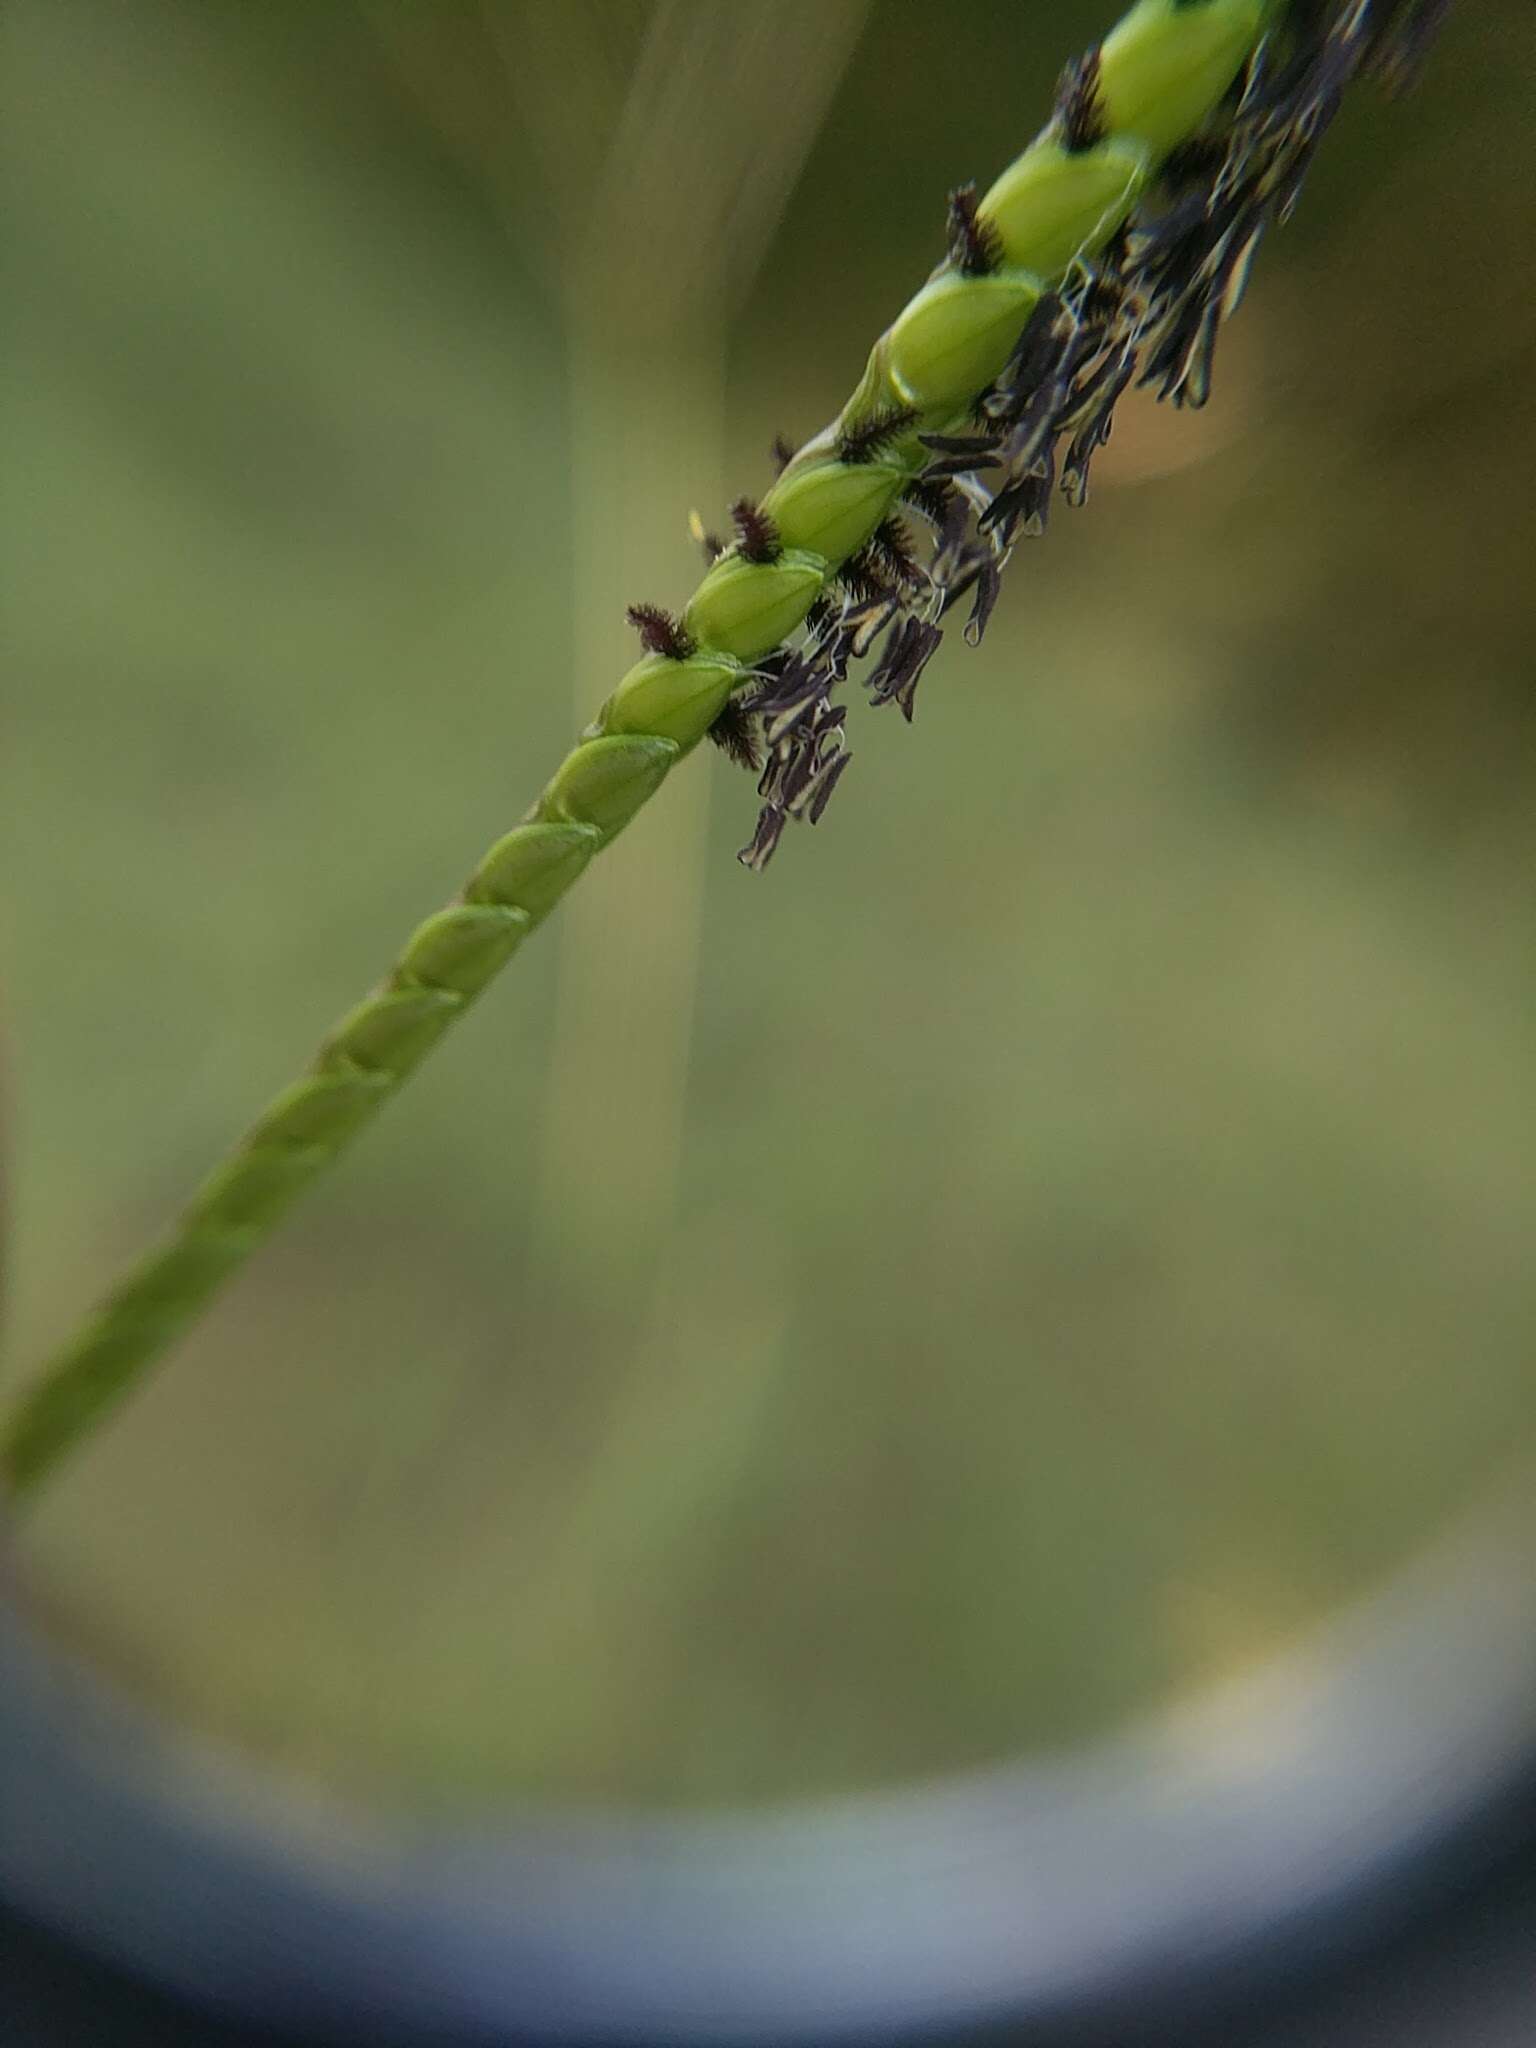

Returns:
3,0,1533,1812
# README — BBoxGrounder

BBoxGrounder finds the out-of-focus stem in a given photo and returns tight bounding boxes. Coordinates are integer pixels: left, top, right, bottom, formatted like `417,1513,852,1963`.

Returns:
532,323,725,1299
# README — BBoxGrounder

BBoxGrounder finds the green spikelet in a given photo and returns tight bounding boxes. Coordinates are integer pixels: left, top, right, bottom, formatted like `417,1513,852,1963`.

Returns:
760,454,909,566
684,552,828,663
4,0,1442,1499
978,141,1150,276
888,268,1045,414
596,653,742,751
467,822,600,919
1098,0,1271,155
535,735,679,838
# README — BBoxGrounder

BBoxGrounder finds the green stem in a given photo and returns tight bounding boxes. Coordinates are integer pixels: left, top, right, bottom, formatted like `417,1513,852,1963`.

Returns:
1,1,1282,1499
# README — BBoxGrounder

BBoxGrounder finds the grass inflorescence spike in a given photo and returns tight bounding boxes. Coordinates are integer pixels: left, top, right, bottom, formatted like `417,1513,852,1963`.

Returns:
0,0,1450,1500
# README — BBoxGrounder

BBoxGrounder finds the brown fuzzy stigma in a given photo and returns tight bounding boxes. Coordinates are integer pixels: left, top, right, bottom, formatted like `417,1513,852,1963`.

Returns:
730,497,781,564
625,603,695,661
946,182,1003,275
1056,47,1106,153
835,402,919,465
769,432,798,476
707,695,762,771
